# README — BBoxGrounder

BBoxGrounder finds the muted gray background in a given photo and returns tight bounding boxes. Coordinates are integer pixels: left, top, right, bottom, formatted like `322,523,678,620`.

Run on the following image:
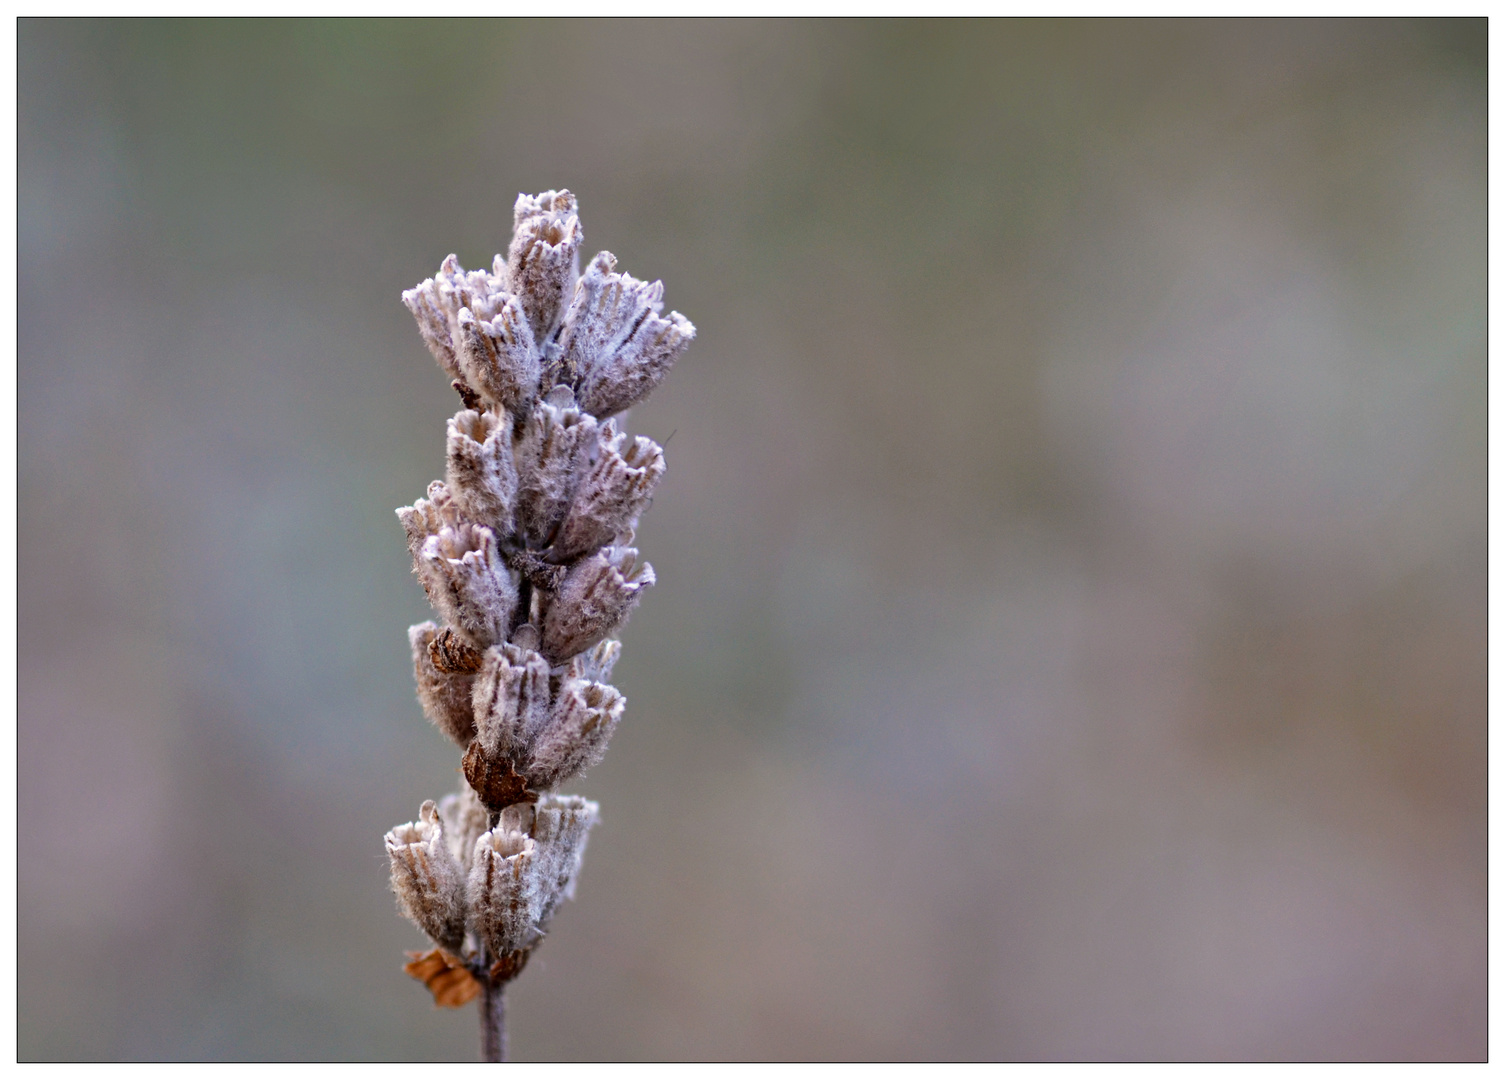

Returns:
19,19,1486,1061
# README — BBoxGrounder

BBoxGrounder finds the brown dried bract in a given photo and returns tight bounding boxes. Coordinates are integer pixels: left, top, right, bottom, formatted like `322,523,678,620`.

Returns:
504,547,569,593
429,627,484,674
462,741,540,812
403,948,482,1008
489,948,532,984
452,378,483,412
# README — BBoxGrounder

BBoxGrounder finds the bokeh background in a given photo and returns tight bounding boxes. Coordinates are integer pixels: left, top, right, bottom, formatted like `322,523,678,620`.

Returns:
18,19,1486,1061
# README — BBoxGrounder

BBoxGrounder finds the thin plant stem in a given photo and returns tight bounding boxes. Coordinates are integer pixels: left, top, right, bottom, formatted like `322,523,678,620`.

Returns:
480,977,506,1062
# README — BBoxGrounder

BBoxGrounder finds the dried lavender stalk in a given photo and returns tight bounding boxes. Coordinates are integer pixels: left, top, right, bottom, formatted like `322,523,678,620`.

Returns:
384,190,693,1061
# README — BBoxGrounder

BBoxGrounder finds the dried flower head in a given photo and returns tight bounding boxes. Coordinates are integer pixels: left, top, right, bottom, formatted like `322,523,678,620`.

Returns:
465,795,599,960
386,189,691,1059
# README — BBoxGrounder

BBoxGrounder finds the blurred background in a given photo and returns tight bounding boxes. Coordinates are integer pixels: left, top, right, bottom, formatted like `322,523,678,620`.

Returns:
18,19,1486,1061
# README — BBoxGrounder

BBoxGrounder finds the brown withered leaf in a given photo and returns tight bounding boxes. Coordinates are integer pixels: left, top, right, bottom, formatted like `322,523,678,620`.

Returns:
489,948,532,984
404,948,482,1008
462,741,540,812
429,627,484,674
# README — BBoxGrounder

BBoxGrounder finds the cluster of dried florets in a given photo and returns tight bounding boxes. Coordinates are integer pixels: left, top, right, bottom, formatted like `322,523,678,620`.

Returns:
383,191,693,1046
386,791,598,981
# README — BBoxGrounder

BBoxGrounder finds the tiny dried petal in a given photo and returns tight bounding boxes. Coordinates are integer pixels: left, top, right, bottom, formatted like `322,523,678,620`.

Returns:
471,643,553,759
565,638,622,684
507,190,583,346
417,524,518,648
488,950,531,984
513,391,598,549
445,409,518,535
455,297,541,415
552,425,665,562
385,800,467,952
578,309,695,419
409,622,477,748
526,680,625,791
403,948,482,1008
541,545,654,662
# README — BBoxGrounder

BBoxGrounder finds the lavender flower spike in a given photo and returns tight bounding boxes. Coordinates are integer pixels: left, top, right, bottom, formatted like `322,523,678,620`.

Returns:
385,190,691,1060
